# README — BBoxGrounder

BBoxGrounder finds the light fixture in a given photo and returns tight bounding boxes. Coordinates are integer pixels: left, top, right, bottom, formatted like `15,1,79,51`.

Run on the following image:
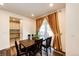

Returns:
49,3,54,7
32,14,34,17
0,3,4,5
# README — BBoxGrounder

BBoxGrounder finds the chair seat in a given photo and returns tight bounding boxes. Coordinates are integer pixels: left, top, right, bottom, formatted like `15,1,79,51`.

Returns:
42,41,50,48
42,44,50,48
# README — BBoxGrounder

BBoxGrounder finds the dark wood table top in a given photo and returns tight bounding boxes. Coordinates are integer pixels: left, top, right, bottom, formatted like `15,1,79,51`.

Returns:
19,40,35,48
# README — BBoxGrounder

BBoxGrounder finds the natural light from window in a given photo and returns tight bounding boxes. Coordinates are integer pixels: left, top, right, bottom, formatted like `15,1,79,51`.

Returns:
38,18,54,46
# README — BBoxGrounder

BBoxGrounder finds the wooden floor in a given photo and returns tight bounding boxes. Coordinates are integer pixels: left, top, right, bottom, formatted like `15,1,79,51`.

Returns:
0,48,11,56
0,46,65,56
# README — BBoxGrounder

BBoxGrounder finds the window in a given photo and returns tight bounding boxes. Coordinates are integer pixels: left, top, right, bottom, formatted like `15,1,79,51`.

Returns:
38,18,54,40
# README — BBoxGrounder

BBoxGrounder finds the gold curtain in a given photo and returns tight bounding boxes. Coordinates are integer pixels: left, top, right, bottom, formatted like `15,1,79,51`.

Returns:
47,12,62,51
36,17,44,32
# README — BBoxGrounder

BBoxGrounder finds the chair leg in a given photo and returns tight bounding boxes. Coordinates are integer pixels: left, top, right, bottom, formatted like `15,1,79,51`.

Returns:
46,48,48,56
39,49,42,56
44,47,45,51
50,47,51,53
39,47,42,56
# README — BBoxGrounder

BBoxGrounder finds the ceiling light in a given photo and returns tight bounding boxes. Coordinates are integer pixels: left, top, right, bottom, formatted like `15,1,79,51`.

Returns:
49,3,54,7
32,14,34,17
0,3,4,5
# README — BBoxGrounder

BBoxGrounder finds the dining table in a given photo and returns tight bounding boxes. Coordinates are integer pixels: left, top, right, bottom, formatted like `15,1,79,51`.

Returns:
19,40,35,48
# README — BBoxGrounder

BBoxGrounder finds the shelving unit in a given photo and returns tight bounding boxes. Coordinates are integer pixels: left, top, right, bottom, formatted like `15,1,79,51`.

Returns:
10,29,20,39
10,17,20,46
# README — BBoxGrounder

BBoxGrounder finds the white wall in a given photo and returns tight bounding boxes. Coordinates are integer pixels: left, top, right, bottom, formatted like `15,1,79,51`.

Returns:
0,9,36,50
58,9,66,52
22,16,36,39
66,4,79,56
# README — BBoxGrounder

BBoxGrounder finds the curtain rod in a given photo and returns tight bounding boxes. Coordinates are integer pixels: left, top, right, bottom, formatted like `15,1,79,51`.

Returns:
35,8,64,19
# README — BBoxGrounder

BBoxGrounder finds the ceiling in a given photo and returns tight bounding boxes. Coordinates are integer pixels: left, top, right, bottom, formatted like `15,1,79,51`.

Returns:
0,3,65,19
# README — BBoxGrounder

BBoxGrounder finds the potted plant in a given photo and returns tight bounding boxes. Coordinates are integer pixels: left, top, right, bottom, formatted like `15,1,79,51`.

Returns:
35,31,39,40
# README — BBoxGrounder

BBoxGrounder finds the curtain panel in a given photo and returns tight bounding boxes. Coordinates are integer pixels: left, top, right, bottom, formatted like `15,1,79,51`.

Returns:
47,12,62,51
36,17,44,33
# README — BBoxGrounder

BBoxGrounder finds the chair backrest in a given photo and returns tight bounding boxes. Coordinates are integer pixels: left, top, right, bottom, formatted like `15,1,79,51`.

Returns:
28,34,31,40
32,34,34,39
39,39,43,49
46,37,52,47
32,34,34,37
35,38,43,50
15,40,20,56
38,39,43,46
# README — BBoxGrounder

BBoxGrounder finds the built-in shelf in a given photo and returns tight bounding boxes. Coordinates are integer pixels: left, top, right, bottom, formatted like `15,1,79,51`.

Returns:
10,29,20,30
10,17,20,47
10,17,20,23
10,29,20,39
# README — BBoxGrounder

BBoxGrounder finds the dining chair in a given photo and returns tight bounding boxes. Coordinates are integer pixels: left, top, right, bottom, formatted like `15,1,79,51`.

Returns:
42,37,52,56
27,39,43,56
15,40,28,56
35,39,43,56
27,44,36,56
